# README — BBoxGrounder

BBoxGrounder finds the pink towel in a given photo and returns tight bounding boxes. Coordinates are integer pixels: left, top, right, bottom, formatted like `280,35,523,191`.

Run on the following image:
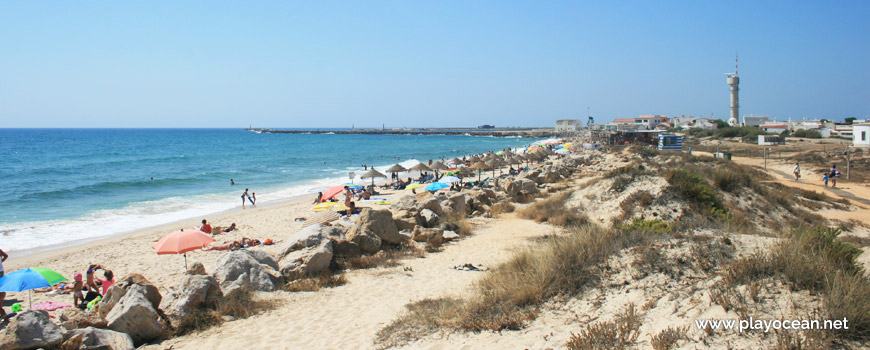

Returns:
32,301,72,311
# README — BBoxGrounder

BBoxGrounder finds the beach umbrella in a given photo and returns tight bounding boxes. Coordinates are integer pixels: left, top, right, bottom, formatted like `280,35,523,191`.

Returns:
321,185,346,202
314,202,350,212
405,183,425,191
429,161,447,170
410,163,432,172
153,228,215,269
360,169,387,186
449,158,463,166
425,182,450,192
456,167,474,178
470,155,481,162
302,212,340,228
556,149,570,155
439,176,461,183
0,268,66,308
385,164,407,173
469,161,491,182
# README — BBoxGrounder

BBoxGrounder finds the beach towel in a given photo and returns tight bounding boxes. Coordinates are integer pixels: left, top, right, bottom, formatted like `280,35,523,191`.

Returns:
32,301,72,311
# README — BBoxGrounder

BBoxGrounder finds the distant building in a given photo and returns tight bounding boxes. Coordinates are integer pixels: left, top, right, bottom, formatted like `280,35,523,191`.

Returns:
760,124,788,134
742,115,771,127
635,115,665,129
671,116,718,130
854,123,870,148
554,119,582,131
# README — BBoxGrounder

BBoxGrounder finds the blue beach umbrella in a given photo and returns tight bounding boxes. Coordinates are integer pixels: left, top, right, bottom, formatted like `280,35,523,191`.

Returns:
425,182,450,192
0,268,64,308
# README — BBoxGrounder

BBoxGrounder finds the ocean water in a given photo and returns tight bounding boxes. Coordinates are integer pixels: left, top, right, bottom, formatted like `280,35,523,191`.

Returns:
0,129,540,252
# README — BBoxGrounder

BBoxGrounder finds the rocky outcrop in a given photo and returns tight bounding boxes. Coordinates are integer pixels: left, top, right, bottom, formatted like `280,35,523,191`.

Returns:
159,272,223,328
61,327,135,350
60,309,107,331
0,310,64,350
412,226,444,246
346,208,402,253
417,197,444,216
279,239,333,281
212,250,284,293
98,274,161,319
332,239,362,258
389,195,417,211
419,209,440,228
277,225,343,260
106,284,166,345
448,193,470,215
506,178,538,200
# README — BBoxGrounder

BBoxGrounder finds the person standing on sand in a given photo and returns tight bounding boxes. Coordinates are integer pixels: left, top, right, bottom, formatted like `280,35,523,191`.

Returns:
251,192,257,206
242,189,250,209
830,164,838,188
793,162,801,181
0,248,9,323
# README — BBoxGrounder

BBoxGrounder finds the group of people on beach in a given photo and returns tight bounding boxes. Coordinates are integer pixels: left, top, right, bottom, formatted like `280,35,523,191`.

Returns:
793,162,840,187
241,188,256,209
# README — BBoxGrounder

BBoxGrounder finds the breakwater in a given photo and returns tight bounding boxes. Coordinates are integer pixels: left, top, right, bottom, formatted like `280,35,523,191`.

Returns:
249,128,556,138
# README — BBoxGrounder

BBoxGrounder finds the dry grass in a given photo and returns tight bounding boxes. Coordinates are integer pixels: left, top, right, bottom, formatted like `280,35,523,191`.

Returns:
518,191,588,227
334,242,424,270
283,273,348,292
650,326,689,350
489,201,515,217
172,287,279,336
565,303,642,350
441,210,474,236
839,234,870,247
376,225,646,347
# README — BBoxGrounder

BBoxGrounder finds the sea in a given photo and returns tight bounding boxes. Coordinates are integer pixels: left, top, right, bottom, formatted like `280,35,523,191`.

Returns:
0,128,542,253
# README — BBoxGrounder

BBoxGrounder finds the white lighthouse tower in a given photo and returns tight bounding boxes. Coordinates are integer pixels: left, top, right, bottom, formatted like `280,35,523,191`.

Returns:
726,55,740,127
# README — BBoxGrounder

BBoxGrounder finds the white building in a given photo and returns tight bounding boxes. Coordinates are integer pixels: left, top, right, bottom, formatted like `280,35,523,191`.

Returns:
760,124,788,134
635,115,665,129
555,119,582,131
854,123,870,148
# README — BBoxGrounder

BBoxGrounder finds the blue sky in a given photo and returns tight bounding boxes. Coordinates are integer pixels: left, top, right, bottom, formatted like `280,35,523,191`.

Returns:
1,1,868,128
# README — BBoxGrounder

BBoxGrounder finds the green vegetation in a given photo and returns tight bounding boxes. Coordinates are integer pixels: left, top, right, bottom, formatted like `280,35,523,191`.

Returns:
688,126,772,142
664,169,730,220
619,218,671,235
791,129,822,139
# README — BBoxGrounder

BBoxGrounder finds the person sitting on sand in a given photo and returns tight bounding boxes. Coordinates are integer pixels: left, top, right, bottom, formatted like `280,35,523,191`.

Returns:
0,248,9,322
314,192,323,204
357,190,371,200
223,223,237,233
100,270,115,295
200,219,213,234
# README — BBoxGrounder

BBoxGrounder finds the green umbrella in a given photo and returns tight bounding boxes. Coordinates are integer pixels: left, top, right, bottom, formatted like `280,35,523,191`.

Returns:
31,267,67,286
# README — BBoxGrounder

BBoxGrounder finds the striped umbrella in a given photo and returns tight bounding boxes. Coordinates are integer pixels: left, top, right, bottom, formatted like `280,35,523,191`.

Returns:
303,211,341,227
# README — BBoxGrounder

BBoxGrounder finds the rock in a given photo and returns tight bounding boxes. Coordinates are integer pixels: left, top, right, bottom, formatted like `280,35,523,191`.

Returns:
334,216,356,229
159,273,223,327
60,309,107,331
393,216,418,232
105,285,165,345
468,191,492,208
345,227,381,254
398,230,413,241
245,249,280,271
279,239,333,281
187,262,207,275
416,197,444,216
0,310,64,350
332,239,361,258
419,209,440,228
212,250,284,293
506,178,539,200
277,225,327,259
61,327,135,350
412,226,444,245
414,191,433,201
542,170,564,183
389,195,417,211
443,230,460,240
448,193,470,215
347,208,402,245
98,274,161,319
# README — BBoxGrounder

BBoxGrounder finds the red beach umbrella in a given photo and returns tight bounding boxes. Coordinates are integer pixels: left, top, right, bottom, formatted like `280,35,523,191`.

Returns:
321,185,346,202
153,228,215,269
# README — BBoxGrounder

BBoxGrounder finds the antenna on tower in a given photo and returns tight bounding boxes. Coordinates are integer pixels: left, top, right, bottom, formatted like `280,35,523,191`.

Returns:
735,53,738,76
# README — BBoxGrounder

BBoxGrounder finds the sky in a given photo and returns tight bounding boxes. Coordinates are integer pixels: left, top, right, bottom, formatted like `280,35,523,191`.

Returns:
0,1,868,128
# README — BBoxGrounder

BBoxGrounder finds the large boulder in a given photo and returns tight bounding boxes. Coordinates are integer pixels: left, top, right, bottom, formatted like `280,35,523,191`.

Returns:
506,178,539,199
159,273,223,327
332,239,362,258
419,209,440,228
347,208,402,248
279,239,333,281
98,274,161,319
443,230,460,240
277,224,342,260
412,226,444,245
390,195,417,211
61,327,135,350
448,193,470,215
60,309,107,331
212,250,284,294
0,310,64,350
416,197,444,216
105,285,166,345
345,227,381,254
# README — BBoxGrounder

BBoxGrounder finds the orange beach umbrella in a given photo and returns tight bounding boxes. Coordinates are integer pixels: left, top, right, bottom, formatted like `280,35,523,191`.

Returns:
321,185,346,202
153,228,215,269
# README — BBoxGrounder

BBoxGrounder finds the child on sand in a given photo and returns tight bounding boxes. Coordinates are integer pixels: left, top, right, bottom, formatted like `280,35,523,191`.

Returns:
824,173,829,187
86,264,104,293
72,273,85,307
100,270,115,295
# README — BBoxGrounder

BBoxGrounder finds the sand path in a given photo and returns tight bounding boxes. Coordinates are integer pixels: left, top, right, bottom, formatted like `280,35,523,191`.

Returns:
142,215,557,350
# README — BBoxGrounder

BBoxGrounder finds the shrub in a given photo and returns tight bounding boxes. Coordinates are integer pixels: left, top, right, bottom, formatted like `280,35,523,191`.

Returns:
283,273,348,292
619,219,671,235
664,169,730,220
518,191,588,227
565,304,642,350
